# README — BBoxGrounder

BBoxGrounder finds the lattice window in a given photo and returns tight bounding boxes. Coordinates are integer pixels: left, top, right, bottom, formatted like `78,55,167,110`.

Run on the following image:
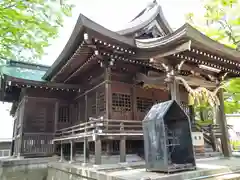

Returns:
137,97,153,112
97,92,105,113
112,93,131,112
59,105,70,123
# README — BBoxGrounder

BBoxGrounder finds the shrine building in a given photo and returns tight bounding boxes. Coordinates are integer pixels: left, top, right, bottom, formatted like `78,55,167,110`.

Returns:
0,2,238,164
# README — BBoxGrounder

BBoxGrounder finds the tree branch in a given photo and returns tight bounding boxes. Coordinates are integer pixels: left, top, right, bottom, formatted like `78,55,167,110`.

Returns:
218,20,238,45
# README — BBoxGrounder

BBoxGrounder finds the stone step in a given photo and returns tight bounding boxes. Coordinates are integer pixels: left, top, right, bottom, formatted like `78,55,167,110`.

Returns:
204,148,217,153
195,151,222,159
203,173,240,180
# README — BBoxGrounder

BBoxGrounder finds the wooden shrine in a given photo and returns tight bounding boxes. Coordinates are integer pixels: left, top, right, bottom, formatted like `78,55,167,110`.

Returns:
0,1,239,164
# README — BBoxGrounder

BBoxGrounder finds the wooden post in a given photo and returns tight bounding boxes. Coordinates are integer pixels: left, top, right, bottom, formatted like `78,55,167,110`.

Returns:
10,119,16,156
83,94,89,163
210,125,217,152
60,142,63,162
217,88,232,157
105,66,112,154
83,135,88,164
131,83,137,120
18,97,26,157
95,136,102,165
188,105,195,125
54,101,59,132
69,140,74,163
119,122,126,162
54,101,59,153
120,137,126,162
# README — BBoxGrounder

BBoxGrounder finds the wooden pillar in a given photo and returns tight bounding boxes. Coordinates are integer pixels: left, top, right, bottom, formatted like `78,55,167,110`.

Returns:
95,137,102,165
54,101,59,153
18,97,26,157
120,137,126,162
83,136,88,164
217,88,232,157
83,94,89,163
189,105,195,125
60,142,63,162
69,140,75,163
105,67,112,119
54,101,59,132
131,83,137,120
210,125,217,152
11,119,16,156
105,67,112,154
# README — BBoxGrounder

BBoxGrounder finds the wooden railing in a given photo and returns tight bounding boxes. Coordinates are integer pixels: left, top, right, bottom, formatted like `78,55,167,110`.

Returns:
54,117,143,141
194,123,232,151
22,133,54,156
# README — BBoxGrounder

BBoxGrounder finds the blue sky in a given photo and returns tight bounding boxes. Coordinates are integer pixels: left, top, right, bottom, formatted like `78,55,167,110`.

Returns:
0,0,203,139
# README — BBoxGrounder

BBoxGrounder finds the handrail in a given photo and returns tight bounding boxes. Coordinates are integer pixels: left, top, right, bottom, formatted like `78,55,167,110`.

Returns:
54,117,143,141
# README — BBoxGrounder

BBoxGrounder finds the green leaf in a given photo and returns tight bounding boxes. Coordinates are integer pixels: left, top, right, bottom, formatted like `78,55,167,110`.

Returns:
0,0,73,64
186,0,240,113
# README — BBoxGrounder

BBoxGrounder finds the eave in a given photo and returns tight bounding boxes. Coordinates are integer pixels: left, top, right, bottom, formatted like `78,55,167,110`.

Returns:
4,75,81,92
135,23,240,60
134,23,240,77
43,14,136,82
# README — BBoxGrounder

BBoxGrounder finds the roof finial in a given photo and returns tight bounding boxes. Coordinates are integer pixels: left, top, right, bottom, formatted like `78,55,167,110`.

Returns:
146,0,159,10
153,0,160,5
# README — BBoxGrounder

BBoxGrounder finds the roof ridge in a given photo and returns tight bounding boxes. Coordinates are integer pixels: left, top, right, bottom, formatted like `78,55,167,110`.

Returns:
7,60,50,70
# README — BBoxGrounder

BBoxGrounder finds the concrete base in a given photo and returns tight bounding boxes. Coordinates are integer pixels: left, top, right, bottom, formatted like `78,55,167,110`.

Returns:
1,156,240,180
47,157,240,180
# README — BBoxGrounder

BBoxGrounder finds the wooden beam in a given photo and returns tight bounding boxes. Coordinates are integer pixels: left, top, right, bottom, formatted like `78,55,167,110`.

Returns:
75,80,106,100
51,42,90,82
177,75,216,88
63,54,96,83
180,63,217,76
153,40,192,59
135,73,165,85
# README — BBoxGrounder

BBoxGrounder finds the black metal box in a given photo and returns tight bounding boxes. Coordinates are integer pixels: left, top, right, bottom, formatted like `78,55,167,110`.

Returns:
142,100,196,173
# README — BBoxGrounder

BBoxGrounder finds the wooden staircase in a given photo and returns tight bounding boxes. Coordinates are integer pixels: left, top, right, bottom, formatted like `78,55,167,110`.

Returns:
192,124,222,156
192,123,232,156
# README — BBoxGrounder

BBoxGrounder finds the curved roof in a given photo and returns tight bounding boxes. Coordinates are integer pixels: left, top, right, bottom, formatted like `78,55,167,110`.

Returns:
43,14,136,81
117,1,172,36
135,23,240,61
0,61,49,82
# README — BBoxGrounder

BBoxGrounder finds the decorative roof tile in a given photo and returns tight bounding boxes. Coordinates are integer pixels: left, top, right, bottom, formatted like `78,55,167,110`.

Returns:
0,61,49,82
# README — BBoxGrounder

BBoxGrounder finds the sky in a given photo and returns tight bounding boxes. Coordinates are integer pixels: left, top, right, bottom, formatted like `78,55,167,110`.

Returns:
0,0,203,139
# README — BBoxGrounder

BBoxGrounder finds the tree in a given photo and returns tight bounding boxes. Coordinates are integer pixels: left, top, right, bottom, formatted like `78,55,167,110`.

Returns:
186,0,240,114
0,0,73,63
